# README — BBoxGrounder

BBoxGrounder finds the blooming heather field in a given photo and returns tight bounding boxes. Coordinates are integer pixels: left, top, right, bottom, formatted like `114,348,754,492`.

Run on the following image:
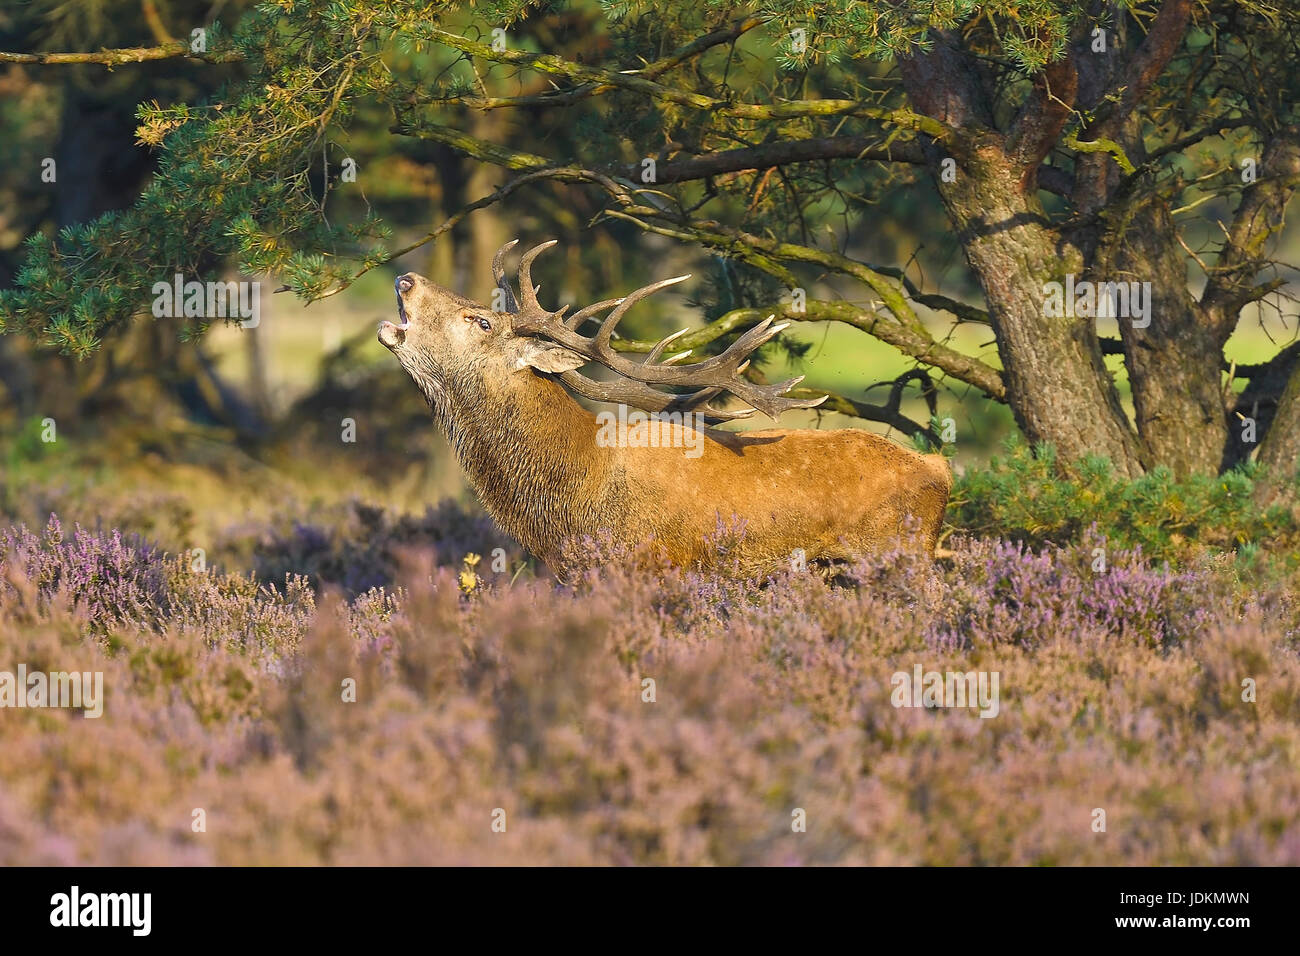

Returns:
1,506,1297,865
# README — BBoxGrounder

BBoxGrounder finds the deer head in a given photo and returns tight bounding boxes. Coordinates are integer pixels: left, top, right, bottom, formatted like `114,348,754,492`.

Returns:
377,244,585,415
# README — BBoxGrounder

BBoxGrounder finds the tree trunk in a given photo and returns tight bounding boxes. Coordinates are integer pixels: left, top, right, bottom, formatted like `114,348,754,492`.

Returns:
1100,119,1231,476
466,111,508,301
927,139,1146,475
246,313,272,420
1254,352,1300,507
901,46,1146,477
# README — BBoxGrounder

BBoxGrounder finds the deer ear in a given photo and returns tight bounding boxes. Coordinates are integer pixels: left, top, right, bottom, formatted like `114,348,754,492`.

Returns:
514,339,587,374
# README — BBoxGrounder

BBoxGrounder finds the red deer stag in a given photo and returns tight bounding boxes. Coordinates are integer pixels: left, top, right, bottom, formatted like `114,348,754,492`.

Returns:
378,240,951,579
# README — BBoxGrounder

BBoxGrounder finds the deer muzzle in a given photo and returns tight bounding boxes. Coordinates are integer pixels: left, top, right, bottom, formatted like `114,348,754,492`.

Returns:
380,274,415,348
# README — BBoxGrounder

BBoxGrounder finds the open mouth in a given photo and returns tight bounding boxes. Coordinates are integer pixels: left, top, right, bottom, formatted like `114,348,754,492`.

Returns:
378,282,410,349
394,292,410,331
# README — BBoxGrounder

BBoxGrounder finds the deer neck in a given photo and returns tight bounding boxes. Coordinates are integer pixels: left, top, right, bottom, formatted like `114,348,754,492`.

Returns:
434,370,614,559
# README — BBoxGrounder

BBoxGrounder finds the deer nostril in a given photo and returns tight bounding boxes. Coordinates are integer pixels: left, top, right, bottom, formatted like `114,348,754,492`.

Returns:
396,275,414,295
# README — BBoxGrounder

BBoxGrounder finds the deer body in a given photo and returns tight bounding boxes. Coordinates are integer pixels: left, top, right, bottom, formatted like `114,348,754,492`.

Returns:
380,240,951,579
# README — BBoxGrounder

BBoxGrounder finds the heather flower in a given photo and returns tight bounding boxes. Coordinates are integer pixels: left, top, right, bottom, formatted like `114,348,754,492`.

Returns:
0,508,1295,865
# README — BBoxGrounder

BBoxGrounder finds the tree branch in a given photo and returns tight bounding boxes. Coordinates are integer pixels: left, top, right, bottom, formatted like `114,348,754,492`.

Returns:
392,110,551,170
625,136,926,183
584,213,1006,400
1081,0,1194,137
1201,124,1300,319
313,165,629,300
0,42,242,65
1007,54,1079,179
391,117,1005,402
425,27,950,135
898,31,996,141
1111,0,1195,119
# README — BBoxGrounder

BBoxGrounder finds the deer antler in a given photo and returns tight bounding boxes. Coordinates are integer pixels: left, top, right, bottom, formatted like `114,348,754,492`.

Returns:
492,239,520,314
499,239,827,420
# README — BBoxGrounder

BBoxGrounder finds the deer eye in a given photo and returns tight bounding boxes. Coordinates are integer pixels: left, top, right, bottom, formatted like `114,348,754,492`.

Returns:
467,314,491,332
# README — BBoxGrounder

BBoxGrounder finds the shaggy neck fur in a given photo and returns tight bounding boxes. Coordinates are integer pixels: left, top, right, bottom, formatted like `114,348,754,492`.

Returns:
410,355,615,562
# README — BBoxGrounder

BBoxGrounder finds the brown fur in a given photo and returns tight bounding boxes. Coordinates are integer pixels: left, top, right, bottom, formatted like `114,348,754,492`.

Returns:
380,272,952,580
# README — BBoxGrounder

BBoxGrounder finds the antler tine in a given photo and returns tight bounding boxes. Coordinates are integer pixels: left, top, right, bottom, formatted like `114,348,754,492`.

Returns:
726,317,788,357
594,274,691,351
644,328,690,365
516,240,559,315
557,370,757,421
492,239,520,313
566,298,624,329
732,377,829,418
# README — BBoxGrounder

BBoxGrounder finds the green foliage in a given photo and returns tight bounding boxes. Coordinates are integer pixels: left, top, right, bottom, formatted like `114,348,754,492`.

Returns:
949,436,1298,566
606,0,1138,70
0,0,401,353
2,0,1293,361
5,415,65,469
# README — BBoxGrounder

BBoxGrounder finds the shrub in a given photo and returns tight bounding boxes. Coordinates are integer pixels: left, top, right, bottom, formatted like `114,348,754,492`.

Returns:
220,498,523,597
948,437,1296,566
1,512,1297,865
0,516,169,631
